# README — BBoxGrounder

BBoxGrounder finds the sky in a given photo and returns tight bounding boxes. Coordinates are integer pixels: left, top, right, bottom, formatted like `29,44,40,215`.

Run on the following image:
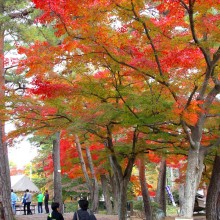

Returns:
6,123,38,169
8,137,38,169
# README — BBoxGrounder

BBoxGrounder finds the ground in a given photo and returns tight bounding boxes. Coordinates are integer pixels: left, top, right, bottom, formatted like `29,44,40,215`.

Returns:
14,213,206,220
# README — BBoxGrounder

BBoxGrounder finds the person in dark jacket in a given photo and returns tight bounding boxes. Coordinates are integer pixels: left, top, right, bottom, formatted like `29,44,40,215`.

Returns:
44,190,50,213
73,199,97,220
47,202,64,220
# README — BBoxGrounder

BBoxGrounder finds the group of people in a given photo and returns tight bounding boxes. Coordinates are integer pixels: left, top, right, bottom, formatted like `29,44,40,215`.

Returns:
48,199,97,220
11,189,97,220
10,188,50,215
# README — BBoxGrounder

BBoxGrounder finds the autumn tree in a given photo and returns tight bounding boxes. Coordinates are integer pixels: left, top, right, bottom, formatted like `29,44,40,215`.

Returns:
6,0,220,219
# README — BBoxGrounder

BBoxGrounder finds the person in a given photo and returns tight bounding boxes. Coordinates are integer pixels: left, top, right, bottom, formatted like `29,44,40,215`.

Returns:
37,191,44,213
73,199,97,220
25,189,32,215
44,190,50,213
11,189,17,215
47,202,64,220
22,191,27,215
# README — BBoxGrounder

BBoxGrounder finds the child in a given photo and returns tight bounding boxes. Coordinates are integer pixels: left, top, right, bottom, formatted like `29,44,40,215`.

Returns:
47,202,64,220
73,199,97,220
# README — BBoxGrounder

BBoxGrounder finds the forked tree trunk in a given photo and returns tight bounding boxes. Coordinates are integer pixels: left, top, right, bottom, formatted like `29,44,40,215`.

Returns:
52,132,63,213
181,137,206,217
0,25,14,220
85,146,99,213
100,174,113,214
109,154,134,220
75,135,99,212
155,158,166,216
138,157,152,220
206,155,220,220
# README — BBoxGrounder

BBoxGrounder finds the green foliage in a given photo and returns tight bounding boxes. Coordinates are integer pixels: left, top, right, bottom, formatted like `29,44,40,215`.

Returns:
133,200,143,211
64,201,78,213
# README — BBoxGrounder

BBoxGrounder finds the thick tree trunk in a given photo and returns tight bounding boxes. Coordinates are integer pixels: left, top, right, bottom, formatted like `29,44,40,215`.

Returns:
206,155,220,220
100,174,113,214
52,132,63,213
85,146,99,213
139,158,152,220
155,158,166,216
181,141,206,217
0,24,14,220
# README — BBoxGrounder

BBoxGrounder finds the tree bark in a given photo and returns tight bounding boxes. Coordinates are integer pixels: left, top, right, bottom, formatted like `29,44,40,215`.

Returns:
206,155,220,220
75,134,99,212
109,173,118,214
0,14,14,219
85,146,99,213
138,157,153,220
155,158,166,216
180,122,207,218
100,174,113,214
52,131,63,213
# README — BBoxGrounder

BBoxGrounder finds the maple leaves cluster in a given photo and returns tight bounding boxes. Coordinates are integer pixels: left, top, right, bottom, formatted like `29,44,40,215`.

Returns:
6,0,220,196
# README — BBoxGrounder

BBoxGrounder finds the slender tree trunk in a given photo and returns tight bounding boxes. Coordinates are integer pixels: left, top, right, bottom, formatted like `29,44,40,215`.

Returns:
85,146,99,213
155,158,166,216
206,155,220,220
0,18,14,219
109,173,118,214
52,131,63,213
100,174,113,214
217,193,220,220
75,135,98,212
138,158,152,220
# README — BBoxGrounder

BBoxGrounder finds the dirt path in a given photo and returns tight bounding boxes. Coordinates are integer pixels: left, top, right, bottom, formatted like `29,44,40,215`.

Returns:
15,213,205,220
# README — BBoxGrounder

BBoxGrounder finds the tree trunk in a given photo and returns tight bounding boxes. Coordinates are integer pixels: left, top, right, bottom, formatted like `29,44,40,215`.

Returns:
85,146,99,213
138,158,153,220
52,131,63,213
181,141,206,217
155,158,166,216
100,174,113,214
217,193,220,220
75,135,99,212
109,173,118,214
178,184,185,213
206,155,220,220
0,23,14,220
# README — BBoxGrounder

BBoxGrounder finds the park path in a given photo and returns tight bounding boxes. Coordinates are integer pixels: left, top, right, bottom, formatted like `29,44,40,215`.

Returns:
14,213,206,220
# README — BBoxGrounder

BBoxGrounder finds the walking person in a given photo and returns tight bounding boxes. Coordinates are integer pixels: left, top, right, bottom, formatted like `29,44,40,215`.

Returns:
11,189,17,215
22,191,27,215
25,189,32,215
44,189,50,213
73,199,97,220
37,191,44,213
47,202,64,220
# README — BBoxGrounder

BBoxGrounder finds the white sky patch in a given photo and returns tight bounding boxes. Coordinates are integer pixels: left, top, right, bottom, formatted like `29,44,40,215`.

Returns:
6,123,38,169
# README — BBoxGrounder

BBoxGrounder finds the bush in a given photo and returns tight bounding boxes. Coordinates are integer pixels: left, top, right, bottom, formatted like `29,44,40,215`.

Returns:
133,200,143,211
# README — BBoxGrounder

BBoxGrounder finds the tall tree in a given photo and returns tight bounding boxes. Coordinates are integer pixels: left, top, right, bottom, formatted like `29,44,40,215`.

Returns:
53,132,63,213
206,154,220,220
